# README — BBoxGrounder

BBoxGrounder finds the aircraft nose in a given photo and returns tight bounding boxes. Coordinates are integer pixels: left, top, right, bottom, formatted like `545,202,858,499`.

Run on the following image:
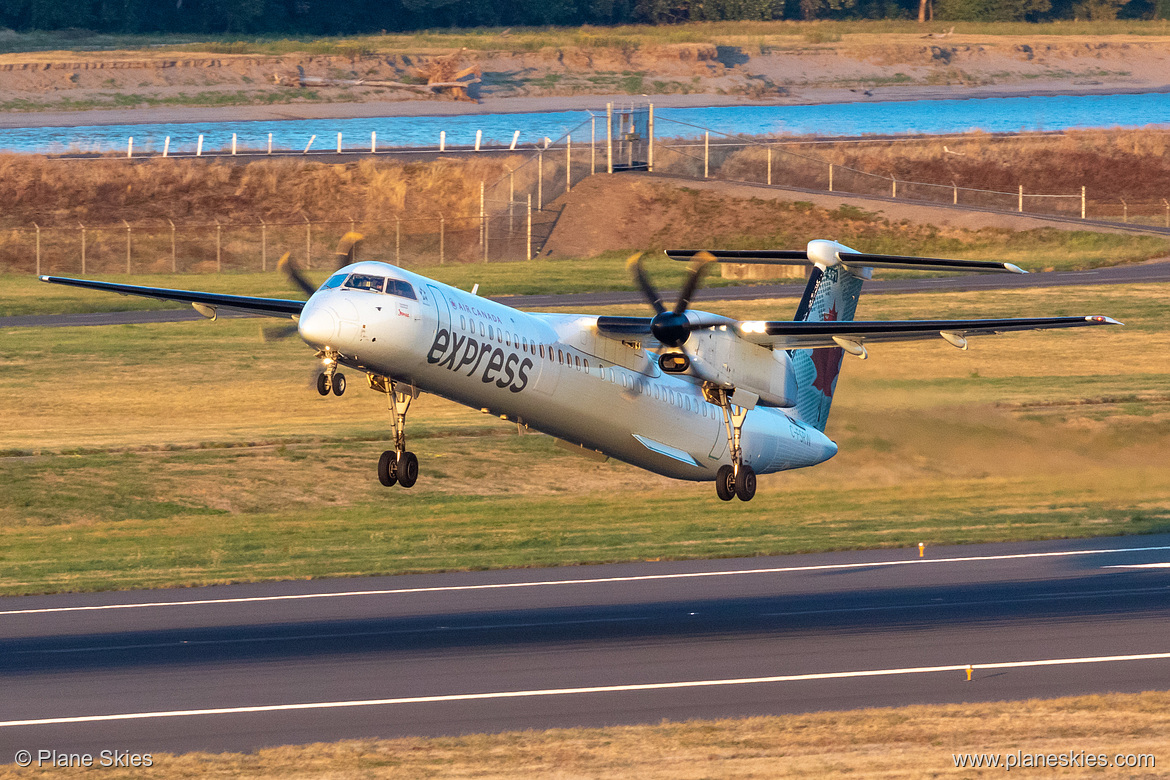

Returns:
298,305,339,348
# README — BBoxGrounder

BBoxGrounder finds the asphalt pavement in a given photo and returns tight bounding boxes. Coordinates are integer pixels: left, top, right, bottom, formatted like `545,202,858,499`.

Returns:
3,260,1167,329
2,534,1170,755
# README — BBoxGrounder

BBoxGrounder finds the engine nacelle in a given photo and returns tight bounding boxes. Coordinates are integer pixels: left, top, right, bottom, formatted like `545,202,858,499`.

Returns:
685,328,797,407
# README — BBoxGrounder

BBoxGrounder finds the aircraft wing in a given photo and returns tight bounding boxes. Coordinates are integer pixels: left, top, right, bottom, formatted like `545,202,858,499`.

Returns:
736,316,1121,349
39,276,304,318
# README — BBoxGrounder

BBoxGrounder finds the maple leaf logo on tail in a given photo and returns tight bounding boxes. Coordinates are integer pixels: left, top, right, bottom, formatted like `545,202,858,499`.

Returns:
811,304,842,398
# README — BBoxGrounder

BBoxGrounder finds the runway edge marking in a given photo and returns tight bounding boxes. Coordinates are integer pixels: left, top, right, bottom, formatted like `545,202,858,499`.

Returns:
5,545,1170,617
4,651,1170,728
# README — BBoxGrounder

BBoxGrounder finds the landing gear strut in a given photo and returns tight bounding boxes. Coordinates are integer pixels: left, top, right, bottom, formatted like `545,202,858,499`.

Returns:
371,374,419,489
708,385,755,502
316,352,345,397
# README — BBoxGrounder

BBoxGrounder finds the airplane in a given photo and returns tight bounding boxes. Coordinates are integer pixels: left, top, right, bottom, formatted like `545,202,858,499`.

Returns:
40,237,1119,502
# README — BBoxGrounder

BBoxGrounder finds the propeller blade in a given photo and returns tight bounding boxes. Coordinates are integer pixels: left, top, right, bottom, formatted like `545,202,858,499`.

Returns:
333,231,364,270
673,251,714,315
278,251,316,298
627,252,666,316
259,323,299,343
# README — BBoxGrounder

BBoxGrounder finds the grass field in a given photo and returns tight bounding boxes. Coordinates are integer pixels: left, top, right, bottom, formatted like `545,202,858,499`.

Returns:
0,691,1161,778
2,283,1167,596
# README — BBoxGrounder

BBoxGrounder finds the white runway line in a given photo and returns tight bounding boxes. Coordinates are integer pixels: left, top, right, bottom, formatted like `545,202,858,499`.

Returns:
3,544,1169,618
1104,563,1170,569
4,651,1170,728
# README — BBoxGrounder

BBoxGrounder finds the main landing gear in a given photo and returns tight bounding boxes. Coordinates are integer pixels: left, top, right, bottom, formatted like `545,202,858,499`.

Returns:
708,385,756,502
315,352,345,397
370,375,419,489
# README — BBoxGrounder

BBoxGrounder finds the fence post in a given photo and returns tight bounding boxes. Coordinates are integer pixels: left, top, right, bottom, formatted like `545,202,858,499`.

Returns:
591,115,597,175
537,152,544,210
509,169,515,232
767,147,773,186
216,220,222,273
704,132,709,179
1082,186,1086,220
566,134,572,193
892,178,897,198
606,103,613,174
123,220,131,274
232,133,237,156
304,216,312,268
1163,198,1169,228
260,219,267,272
196,135,203,157
127,137,133,159
337,132,342,154
395,216,400,265
1121,198,1128,223
268,133,273,155
510,130,519,150
475,129,482,152
371,131,376,153
479,181,485,247
303,135,316,155
830,162,835,192
168,219,176,273
647,104,654,173
439,215,445,265
33,223,40,276
80,223,86,275
527,194,532,260
483,210,489,263
439,130,445,152
163,136,170,158
953,182,958,205
1018,185,1023,213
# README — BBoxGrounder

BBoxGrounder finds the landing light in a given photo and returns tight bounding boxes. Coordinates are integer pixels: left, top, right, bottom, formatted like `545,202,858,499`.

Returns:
740,321,767,334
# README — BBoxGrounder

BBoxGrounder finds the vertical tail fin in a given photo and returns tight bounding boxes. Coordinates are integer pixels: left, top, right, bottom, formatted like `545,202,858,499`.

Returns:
790,245,866,432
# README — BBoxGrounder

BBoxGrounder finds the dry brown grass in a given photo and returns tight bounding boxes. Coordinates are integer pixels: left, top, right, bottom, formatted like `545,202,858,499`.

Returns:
4,691,1164,779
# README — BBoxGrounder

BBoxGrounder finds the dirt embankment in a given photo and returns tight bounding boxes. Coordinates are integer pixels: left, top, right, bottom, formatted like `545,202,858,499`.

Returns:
2,34,1169,116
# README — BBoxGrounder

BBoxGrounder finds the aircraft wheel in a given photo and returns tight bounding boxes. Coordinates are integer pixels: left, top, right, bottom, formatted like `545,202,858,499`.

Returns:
715,465,735,501
331,372,346,396
377,450,397,487
735,465,756,502
316,373,330,396
397,451,419,488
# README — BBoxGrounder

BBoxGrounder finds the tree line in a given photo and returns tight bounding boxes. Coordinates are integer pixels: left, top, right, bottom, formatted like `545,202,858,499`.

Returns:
1,0,1164,35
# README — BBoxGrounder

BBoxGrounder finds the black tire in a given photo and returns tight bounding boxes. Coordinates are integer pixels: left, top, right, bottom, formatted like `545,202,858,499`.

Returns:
397,451,419,488
735,464,757,502
715,465,735,501
331,372,346,396
377,450,397,487
316,372,329,396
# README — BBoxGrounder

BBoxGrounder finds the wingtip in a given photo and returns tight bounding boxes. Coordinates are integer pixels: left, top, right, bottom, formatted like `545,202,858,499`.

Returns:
38,275,50,282
1004,263,1027,274
1088,315,1123,325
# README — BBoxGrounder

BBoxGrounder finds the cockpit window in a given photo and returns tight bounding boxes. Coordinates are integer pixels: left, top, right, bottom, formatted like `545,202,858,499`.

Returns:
320,273,349,290
385,278,417,300
343,274,385,293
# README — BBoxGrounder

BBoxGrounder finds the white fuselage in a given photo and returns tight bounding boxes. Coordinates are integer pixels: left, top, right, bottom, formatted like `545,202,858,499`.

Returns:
297,262,837,482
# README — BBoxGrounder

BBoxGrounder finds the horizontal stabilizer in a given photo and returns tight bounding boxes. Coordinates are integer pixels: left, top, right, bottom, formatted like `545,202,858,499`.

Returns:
667,249,1025,274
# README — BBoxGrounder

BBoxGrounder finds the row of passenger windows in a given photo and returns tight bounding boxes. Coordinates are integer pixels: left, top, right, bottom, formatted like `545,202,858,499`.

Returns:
320,272,417,300
455,314,713,418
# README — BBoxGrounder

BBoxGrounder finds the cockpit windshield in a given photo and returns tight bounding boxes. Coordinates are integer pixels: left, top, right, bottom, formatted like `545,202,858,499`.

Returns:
385,278,417,300
343,274,385,292
320,273,348,291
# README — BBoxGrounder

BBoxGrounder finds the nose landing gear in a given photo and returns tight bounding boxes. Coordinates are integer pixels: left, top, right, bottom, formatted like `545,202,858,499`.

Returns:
709,385,756,502
316,352,345,396
371,374,419,489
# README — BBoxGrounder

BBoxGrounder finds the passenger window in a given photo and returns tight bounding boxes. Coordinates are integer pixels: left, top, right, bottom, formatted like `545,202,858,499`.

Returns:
479,322,485,337
460,316,466,330
506,332,511,347
320,273,348,290
539,345,544,358
557,350,564,364
343,274,385,292
583,359,589,371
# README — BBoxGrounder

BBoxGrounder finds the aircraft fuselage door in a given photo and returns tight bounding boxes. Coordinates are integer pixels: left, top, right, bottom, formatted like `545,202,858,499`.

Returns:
426,284,451,338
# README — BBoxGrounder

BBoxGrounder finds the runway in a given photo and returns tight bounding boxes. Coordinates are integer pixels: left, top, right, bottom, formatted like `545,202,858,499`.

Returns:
3,535,1170,756
4,259,1167,329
